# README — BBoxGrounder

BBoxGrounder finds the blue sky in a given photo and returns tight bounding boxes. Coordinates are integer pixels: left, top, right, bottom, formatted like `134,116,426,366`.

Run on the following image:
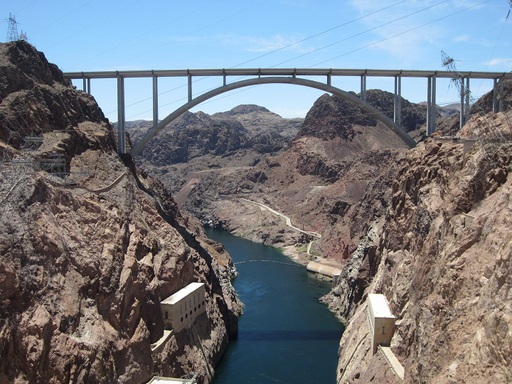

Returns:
3,0,511,122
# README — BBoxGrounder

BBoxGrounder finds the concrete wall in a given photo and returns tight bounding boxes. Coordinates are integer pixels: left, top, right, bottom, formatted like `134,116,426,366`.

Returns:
367,293,396,355
306,261,342,279
160,282,206,333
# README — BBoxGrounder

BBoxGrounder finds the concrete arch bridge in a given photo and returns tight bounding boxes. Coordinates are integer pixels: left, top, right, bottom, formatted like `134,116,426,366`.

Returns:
64,68,512,156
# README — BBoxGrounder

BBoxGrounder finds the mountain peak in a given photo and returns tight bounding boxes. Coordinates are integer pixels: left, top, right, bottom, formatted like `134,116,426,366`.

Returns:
224,104,273,115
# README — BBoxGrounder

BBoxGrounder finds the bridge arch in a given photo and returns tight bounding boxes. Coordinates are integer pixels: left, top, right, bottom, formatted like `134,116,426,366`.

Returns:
130,76,416,157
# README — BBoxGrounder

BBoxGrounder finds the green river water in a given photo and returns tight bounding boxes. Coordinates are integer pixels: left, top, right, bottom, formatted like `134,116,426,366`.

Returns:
206,229,343,384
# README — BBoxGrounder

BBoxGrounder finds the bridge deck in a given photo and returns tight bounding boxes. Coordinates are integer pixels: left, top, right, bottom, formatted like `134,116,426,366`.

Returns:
65,68,512,80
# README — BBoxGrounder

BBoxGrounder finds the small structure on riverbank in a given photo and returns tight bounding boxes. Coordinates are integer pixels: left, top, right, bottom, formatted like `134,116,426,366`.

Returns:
306,261,342,283
367,293,396,355
160,282,206,333
367,294,404,380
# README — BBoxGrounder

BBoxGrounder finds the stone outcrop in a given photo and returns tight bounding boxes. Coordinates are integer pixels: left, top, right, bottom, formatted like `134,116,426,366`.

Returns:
325,100,512,383
0,41,241,384
127,104,302,167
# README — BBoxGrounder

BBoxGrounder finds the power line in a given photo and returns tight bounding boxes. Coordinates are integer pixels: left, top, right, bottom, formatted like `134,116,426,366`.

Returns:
310,0,491,68
45,0,141,50
66,0,224,70
271,0,450,68
75,0,495,121
30,0,97,35
230,0,409,69
123,1,436,119
110,0,269,70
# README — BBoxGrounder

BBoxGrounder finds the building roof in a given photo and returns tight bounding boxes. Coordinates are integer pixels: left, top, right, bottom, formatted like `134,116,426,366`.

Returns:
146,377,195,383
161,282,204,305
368,293,395,319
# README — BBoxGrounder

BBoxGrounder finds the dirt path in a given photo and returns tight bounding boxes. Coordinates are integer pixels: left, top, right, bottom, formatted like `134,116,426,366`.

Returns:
240,198,322,239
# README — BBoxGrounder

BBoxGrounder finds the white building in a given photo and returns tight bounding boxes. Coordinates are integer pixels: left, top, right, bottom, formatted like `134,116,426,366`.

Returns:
160,282,206,333
367,293,396,355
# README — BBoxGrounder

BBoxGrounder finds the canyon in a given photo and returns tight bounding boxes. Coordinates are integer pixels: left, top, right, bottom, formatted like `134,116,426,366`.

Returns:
1,39,511,383
134,68,512,382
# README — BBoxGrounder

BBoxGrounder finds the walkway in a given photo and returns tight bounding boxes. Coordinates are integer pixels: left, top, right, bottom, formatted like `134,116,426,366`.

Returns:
240,198,321,239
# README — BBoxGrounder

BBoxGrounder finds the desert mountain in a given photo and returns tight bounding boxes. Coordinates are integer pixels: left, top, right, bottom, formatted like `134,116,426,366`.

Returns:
0,41,241,384
133,89,427,259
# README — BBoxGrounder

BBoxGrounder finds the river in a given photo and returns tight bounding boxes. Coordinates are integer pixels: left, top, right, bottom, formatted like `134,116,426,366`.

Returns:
206,229,343,384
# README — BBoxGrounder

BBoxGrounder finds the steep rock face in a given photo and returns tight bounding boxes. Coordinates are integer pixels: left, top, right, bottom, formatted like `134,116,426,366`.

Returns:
0,41,240,384
0,42,105,150
327,107,512,383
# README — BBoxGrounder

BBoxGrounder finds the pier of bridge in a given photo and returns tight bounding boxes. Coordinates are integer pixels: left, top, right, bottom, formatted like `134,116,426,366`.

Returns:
64,68,511,155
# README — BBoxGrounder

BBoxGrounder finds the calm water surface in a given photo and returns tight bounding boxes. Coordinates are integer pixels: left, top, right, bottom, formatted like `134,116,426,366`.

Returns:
206,229,343,384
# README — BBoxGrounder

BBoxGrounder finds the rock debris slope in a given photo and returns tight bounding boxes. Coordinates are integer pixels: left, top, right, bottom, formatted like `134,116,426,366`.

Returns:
0,41,241,384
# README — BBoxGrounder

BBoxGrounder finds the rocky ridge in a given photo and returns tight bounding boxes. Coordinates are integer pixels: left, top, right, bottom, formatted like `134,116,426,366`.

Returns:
0,41,241,383
323,83,512,383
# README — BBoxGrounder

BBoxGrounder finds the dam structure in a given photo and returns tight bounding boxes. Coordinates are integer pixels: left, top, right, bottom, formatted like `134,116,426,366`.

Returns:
64,68,512,155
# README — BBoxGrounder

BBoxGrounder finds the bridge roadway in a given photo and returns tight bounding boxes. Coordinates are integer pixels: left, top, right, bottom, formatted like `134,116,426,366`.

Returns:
64,68,512,155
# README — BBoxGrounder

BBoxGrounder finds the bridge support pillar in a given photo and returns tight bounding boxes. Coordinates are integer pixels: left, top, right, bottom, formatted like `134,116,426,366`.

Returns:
493,78,504,113
188,72,192,102
153,75,159,128
360,74,367,101
117,75,126,154
82,77,91,94
460,78,470,130
427,76,437,136
394,76,402,127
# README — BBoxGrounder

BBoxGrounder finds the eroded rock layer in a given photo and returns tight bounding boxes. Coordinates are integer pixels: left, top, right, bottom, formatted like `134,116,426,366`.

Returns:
0,41,241,384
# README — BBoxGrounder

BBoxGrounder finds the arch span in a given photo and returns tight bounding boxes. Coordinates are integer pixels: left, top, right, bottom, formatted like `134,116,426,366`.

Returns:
130,77,416,156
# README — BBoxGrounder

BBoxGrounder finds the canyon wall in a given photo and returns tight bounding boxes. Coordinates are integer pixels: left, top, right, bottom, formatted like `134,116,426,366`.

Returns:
327,99,512,383
0,41,241,384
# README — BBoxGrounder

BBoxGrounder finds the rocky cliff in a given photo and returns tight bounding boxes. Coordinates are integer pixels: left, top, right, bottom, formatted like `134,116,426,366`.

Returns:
0,41,241,384
324,81,512,383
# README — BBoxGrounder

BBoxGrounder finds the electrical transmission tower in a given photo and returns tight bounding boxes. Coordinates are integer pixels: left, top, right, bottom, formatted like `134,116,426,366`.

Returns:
442,51,507,144
441,50,471,129
6,13,20,41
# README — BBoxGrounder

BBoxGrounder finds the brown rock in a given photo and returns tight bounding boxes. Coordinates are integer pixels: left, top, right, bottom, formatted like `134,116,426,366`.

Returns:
0,41,241,384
